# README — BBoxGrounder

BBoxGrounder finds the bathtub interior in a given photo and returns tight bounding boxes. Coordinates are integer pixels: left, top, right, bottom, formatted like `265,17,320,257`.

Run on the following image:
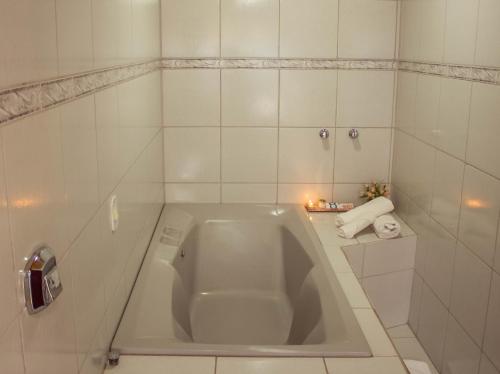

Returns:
112,204,371,357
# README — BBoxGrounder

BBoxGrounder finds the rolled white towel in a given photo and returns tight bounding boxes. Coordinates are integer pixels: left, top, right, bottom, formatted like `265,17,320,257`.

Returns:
373,214,401,239
335,197,394,227
337,215,376,239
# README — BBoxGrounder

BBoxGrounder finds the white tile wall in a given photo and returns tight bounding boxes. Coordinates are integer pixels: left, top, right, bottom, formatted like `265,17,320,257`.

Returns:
395,2,500,372
279,70,337,127
161,0,220,58
221,0,279,58
162,0,398,204
279,0,338,58
0,2,163,371
338,0,397,59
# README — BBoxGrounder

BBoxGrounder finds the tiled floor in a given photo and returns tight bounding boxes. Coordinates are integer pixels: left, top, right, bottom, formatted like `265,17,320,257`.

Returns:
387,324,439,374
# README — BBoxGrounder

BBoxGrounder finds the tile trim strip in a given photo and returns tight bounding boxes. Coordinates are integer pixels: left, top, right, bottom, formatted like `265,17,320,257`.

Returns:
2,58,498,126
161,58,397,70
0,59,160,126
399,60,500,85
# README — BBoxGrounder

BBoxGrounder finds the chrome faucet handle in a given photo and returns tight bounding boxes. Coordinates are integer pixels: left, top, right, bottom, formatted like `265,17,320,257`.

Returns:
348,128,359,139
319,128,330,139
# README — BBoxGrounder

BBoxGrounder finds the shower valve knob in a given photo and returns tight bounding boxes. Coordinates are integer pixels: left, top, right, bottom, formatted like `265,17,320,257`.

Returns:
349,128,359,139
319,128,330,139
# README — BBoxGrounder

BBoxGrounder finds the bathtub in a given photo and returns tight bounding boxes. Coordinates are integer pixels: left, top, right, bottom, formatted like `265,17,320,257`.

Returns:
112,204,371,357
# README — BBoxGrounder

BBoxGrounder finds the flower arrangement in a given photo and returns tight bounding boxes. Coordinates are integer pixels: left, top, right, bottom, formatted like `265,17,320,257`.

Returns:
360,182,389,201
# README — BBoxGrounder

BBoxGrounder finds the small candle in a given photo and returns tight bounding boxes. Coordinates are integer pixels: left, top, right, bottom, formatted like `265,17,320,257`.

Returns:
307,199,315,208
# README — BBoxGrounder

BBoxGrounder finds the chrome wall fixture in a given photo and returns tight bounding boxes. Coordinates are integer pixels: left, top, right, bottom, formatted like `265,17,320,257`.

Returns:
24,246,63,314
319,128,330,139
348,128,359,139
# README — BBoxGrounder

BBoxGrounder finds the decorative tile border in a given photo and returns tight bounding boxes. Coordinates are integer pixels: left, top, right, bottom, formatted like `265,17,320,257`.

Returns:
399,60,500,85
0,60,161,126
161,58,398,70
2,57,498,126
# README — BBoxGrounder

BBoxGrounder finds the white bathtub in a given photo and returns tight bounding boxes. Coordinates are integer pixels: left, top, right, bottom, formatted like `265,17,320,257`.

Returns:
112,204,371,357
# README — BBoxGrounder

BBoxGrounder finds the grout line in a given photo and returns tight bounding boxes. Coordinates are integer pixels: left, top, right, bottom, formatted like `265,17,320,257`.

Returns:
394,127,500,184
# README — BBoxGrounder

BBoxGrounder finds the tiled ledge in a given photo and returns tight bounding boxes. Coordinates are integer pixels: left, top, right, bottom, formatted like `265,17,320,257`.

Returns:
0,60,160,126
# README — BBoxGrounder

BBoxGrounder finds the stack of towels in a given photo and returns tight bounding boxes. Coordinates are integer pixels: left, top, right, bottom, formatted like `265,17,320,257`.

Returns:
336,197,401,239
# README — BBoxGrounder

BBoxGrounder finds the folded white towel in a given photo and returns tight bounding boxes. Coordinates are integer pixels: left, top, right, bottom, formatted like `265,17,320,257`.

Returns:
373,214,401,239
337,215,376,239
335,197,394,227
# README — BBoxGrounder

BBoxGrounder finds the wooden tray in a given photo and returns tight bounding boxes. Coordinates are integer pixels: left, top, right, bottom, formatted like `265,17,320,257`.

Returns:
304,206,352,213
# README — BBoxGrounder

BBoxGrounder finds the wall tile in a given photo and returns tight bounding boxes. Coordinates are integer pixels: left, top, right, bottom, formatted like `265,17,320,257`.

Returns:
362,270,413,328
222,128,278,183
163,69,220,126
2,109,69,269
410,139,436,214
221,69,278,126
444,0,480,65
417,283,449,371
475,0,500,67
22,258,79,374
430,151,465,236
479,355,500,374
92,0,133,68
278,128,334,183
0,0,58,88
467,83,500,179
334,128,391,183
165,183,221,203
162,0,219,57
436,78,471,160
363,236,416,277
277,184,332,204
280,0,338,58
338,0,397,59
118,71,162,128
0,135,18,335
442,315,481,374
458,166,500,267
409,273,424,332
221,0,279,57
59,96,100,244
450,243,492,348
399,0,422,61
69,214,106,368
279,70,337,127
419,0,446,62
395,72,417,135
221,184,277,203
423,219,456,307
164,127,220,182
95,86,122,201
337,70,395,127
131,0,161,60
496,220,500,274
415,74,441,146
0,319,25,374
56,0,93,75
391,130,412,194
333,184,367,207
484,272,500,370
